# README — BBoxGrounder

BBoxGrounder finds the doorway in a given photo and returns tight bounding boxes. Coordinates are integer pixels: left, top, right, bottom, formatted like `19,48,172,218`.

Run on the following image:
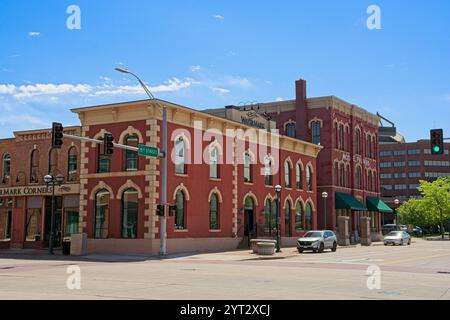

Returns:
244,197,255,237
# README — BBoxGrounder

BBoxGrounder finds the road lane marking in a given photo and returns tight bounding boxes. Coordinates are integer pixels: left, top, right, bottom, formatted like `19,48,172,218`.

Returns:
380,252,450,266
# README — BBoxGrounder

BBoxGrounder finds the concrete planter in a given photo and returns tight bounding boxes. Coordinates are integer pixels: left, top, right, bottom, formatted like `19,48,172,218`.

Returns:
250,239,277,253
257,242,276,256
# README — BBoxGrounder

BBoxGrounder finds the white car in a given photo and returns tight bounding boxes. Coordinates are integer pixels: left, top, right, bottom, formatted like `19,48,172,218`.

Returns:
384,231,411,246
297,230,337,253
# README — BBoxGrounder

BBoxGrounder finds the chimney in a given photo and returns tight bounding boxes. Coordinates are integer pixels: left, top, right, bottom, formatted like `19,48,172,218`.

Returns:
295,79,308,140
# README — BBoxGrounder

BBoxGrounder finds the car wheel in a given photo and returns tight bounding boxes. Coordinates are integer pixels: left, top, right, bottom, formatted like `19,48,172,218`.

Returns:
318,242,324,253
332,242,337,252
408,239,411,245
298,248,304,253
384,242,388,246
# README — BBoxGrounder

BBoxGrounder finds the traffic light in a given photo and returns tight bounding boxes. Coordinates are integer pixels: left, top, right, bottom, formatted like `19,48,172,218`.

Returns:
430,129,444,155
103,133,114,156
51,122,64,149
156,204,165,217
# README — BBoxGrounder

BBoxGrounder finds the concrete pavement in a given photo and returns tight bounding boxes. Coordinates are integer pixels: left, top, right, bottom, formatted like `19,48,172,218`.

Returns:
0,238,449,300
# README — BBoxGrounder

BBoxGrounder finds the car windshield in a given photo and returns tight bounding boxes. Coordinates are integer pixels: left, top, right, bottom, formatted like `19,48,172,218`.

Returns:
304,232,323,238
387,231,402,236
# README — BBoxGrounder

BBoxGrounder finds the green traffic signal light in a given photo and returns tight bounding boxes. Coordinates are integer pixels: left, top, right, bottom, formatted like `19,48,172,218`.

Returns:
433,146,441,153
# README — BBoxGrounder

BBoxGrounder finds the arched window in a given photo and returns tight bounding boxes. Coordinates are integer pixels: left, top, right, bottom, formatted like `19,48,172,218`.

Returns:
48,148,58,175
346,164,351,188
209,193,219,230
122,188,138,239
209,146,219,179
124,135,139,171
286,122,296,138
312,121,321,145
356,166,362,189
30,149,39,183
339,164,344,187
67,147,78,182
175,138,187,174
295,202,303,231
264,158,273,186
97,145,110,173
264,199,272,229
2,153,11,182
175,190,186,230
339,125,344,150
306,165,312,191
355,129,361,155
296,164,302,189
244,153,252,183
367,170,372,191
305,203,313,230
284,161,291,188
94,189,110,239
334,163,339,186
285,200,292,237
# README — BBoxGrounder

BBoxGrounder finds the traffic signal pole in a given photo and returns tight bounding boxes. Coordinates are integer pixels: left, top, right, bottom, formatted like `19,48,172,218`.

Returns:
159,107,168,256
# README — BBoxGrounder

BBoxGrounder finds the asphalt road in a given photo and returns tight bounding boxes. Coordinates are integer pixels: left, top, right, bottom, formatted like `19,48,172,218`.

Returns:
0,238,449,300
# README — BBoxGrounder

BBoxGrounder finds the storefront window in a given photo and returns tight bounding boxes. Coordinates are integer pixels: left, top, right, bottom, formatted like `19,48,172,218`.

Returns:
94,189,110,238
65,210,79,237
0,198,12,240
209,193,219,230
124,135,139,171
305,203,313,230
175,190,186,230
295,202,303,231
122,188,138,238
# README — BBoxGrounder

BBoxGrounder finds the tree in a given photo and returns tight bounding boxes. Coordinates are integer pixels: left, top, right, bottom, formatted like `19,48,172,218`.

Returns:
398,199,430,227
418,177,450,239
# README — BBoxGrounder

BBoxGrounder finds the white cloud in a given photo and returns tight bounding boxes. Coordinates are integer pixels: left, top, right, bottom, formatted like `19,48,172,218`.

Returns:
212,87,230,94
190,65,202,72
0,84,16,95
275,97,284,102
28,32,41,37
12,83,92,99
100,76,112,82
213,15,225,20
227,76,252,88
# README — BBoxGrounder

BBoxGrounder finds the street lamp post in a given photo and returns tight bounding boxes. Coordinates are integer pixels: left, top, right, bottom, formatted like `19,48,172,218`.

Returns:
322,192,328,230
275,185,282,253
115,68,168,256
394,198,400,227
44,174,65,255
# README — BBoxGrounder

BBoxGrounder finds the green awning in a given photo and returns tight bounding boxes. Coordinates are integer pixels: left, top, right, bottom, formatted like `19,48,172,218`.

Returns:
366,197,393,213
335,192,367,211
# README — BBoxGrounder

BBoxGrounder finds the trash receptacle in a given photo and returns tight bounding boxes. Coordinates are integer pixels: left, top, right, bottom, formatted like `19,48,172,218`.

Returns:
62,238,71,255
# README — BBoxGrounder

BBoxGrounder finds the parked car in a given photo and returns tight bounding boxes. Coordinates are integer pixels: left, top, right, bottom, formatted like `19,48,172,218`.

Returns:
412,226,423,237
399,224,408,232
382,224,400,235
297,230,337,253
384,231,411,246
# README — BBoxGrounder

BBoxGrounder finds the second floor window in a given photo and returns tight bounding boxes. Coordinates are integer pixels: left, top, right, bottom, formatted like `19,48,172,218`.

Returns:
2,153,11,182
30,149,39,183
175,138,187,174
312,121,321,145
296,164,302,189
67,147,78,182
355,129,361,155
244,153,252,183
286,123,296,138
124,135,139,171
48,148,58,175
306,165,312,191
264,158,273,186
209,146,219,179
97,147,110,173
284,161,291,188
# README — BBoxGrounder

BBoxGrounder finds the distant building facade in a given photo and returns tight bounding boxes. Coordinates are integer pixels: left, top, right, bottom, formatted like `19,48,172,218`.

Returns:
378,139,450,223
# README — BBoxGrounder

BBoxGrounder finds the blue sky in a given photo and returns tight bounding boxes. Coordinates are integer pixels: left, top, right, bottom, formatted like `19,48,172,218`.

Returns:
0,0,449,141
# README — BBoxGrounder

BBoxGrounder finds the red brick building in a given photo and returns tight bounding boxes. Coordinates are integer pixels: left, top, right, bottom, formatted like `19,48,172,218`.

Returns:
0,127,81,249
69,99,321,254
207,80,387,243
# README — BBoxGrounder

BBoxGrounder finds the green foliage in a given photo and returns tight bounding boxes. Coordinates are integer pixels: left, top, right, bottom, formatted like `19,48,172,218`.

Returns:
398,177,450,227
